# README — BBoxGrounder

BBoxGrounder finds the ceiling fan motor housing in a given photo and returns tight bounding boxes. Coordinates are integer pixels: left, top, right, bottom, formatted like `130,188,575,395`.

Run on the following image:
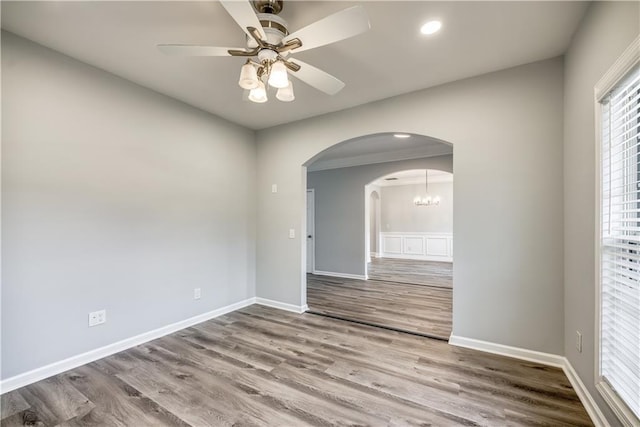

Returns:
247,13,289,48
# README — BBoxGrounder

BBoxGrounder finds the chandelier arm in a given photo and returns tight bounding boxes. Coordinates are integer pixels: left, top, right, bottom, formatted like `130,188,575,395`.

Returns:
425,169,429,193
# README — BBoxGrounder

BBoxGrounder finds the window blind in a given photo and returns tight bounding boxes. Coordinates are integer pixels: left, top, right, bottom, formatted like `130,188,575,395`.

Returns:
600,64,640,421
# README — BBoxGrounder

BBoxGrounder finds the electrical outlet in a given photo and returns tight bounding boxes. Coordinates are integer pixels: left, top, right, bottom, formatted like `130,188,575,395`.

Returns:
289,229,295,239
89,310,106,327
271,184,277,193
576,331,582,353
194,288,201,300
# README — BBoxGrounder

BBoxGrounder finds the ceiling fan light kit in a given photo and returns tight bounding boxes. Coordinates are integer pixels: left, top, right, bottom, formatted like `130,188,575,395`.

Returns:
158,0,371,104
238,61,259,89
268,60,289,88
276,81,295,102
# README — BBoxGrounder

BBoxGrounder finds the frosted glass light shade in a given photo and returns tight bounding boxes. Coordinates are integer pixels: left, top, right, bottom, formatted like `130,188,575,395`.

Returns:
268,61,289,89
238,63,259,90
248,81,268,103
276,81,295,102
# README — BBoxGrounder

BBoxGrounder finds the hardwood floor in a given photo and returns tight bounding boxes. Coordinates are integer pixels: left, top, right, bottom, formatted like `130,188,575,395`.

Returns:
367,258,453,288
1,305,592,426
307,274,452,339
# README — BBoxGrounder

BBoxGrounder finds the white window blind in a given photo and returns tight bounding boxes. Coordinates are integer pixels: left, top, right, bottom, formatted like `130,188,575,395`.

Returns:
600,64,640,422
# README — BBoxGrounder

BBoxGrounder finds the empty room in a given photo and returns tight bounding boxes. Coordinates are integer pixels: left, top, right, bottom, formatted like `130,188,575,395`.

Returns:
1,1,639,426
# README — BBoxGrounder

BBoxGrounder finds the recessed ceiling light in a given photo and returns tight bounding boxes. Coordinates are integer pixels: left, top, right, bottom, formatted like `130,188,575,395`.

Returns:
394,134,411,138
420,20,442,35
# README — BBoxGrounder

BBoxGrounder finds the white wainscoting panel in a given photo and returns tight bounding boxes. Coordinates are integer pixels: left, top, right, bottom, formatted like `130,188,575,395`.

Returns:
380,232,453,262
382,235,402,254
426,237,448,256
403,236,424,255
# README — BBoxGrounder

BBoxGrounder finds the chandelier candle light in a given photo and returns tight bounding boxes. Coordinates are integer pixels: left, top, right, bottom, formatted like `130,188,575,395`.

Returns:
414,170,440,207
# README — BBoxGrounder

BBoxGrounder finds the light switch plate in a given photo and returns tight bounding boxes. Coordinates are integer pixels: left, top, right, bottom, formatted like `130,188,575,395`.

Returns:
289,229,295,239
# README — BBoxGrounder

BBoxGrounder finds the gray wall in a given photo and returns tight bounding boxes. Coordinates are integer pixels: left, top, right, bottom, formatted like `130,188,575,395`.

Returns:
369,189,379,253
307,157,452,276
381,182,453,233
257,57,565,354
563,2,639,425
1,32,257,379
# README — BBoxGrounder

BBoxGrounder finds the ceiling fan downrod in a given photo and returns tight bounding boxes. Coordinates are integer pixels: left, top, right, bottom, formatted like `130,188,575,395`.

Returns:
253,0,283,15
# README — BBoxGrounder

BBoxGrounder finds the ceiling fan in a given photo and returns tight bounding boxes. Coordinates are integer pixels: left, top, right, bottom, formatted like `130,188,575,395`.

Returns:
158,0,370,103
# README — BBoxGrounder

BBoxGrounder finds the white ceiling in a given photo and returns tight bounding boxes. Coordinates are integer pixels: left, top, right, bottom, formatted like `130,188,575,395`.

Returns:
1,1,589,130
307,132,452,171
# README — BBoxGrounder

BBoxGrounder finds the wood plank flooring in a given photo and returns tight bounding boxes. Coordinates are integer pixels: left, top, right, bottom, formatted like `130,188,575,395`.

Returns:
307,274,452,339
0,305,592,426
368,258,453,288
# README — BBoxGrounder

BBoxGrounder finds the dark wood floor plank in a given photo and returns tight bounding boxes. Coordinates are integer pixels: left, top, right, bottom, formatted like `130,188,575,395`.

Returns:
61,363,191,427
308,273,452,338
1,305,592,427
13,376,94,426
138,338,385,426
368,258,453,288
0,392,30,420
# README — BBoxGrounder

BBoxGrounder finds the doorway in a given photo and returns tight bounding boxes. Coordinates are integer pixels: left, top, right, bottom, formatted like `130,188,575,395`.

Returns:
305,159,454,340
306,189,315,273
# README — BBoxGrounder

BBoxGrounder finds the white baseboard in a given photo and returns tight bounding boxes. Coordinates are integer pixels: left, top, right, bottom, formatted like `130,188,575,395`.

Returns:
449,335,609,427
312,270,367,280
448,335,565,367
254,297,307,314
0,297,256,395
564,361,610,427
381,253,453,263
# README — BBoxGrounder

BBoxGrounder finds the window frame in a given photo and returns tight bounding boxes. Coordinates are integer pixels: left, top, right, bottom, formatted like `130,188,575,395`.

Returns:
594,35,640,427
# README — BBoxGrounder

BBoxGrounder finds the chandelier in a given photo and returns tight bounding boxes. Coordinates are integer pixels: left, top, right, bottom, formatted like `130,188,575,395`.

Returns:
414,169,440,207
238,48,295,103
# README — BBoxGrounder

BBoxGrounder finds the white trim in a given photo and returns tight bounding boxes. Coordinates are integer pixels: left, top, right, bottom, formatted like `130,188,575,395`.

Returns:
311,270,367,280
594,35,640,101
381,253,453,263
306,188,315,274
448,335,611,427
448,335,565,367
254,297,308,314
565,363,611,427
0,297,256,395
596,381,637,427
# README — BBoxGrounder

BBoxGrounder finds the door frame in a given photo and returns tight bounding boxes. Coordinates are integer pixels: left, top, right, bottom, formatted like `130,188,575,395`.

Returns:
306,188,315,273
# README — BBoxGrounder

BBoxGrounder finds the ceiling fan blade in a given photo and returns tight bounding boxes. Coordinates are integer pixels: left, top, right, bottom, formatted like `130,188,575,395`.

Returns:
282,5,370,53
288,59,345,95
219,0,266,41
157,44,242,56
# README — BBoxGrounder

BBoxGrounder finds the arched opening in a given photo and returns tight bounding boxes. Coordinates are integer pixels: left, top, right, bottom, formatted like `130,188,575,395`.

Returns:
303,133,453,339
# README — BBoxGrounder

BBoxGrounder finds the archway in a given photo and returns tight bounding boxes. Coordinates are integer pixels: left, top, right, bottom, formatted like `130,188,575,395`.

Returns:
303,133,453,338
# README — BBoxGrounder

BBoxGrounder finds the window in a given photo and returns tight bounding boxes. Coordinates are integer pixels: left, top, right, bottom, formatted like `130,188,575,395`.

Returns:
598,42,640,426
